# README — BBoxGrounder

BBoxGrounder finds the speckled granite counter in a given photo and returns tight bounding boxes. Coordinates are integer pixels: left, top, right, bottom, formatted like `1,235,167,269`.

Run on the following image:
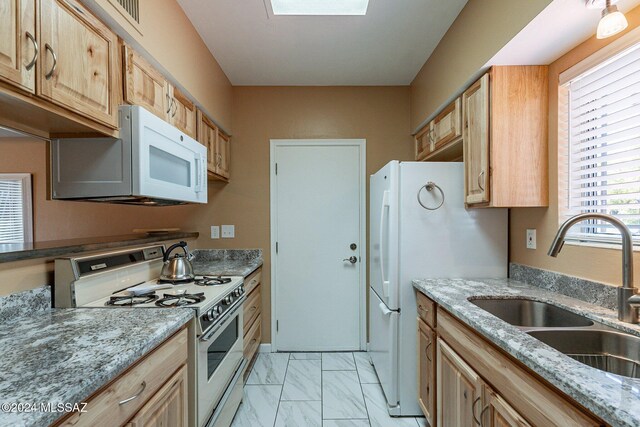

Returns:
0,305,193,426
191,249,263,277
413,278,640,427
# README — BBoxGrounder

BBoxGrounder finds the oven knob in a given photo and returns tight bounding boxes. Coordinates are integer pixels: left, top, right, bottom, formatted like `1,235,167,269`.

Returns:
233,289,241,297
223,296,233,305
214,305,222,314
204,310,218,322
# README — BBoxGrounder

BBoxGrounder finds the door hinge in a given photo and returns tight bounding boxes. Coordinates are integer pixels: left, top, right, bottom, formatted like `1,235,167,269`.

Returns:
276,320,279,332
276,242,278,254
275,163,278,175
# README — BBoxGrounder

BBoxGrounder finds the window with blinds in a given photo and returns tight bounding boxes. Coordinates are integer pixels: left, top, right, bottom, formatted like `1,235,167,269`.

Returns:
0,174,32,243
560,40,640,244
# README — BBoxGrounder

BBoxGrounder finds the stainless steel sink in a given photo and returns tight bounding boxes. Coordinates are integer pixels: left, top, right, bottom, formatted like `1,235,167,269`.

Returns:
470,298,595,328
527,329,640,379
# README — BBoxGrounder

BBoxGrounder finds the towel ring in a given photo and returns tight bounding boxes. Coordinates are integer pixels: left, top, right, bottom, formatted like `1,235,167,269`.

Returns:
417,181,445,211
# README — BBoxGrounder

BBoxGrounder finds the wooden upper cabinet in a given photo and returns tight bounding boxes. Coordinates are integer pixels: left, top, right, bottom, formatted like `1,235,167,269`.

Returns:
0,0,36,93
123,44,169,121
463,66,549,207
196,109,218,173
432,97,462,152
463,74,490,205
436,338,483,427
215,130,230,180
38,0,119,128
418,319,436,426
168,84,196,138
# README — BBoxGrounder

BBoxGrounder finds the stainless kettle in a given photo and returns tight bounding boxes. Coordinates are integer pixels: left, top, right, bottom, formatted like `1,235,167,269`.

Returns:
160,241,195,282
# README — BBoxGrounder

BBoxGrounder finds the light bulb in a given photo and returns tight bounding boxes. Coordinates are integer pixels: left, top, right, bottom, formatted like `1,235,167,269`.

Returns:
596,4,628,39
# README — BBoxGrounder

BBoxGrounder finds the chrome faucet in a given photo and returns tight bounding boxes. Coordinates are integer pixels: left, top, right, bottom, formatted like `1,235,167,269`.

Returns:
548,213,639,324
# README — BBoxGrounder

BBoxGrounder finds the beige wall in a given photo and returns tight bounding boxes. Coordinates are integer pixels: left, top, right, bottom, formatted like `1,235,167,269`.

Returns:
0,138,200,295
510,6,640,288
93,0,233,130
193,86,413,342
409,0,551,131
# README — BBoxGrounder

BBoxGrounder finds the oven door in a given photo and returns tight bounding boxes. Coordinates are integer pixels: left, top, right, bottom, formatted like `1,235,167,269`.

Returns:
129,105,207,204
197,300,244,426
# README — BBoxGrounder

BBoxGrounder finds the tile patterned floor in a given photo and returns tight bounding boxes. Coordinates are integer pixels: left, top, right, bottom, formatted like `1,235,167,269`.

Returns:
231,352,427,427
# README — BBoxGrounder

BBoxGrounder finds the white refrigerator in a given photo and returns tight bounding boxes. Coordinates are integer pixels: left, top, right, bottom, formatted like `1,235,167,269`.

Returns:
369,161,507,416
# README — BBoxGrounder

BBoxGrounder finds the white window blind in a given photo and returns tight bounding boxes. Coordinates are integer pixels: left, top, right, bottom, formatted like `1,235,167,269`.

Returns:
0,174,32,243
562,41,640,244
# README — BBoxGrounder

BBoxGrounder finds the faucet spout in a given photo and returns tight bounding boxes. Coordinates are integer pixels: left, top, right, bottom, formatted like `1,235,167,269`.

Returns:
547,213,637,323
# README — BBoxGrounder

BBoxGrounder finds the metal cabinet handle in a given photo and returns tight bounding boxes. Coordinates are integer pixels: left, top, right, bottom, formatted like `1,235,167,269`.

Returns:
479,404,490,427
343,256,357,264
478,170,485,191
25,32,38,71
216,153,222,167
472,396,482,426
44,43,57,80
166,94,172,114
249,305,257,312
118,381,146,405
171,99,178,117
425,340,432,362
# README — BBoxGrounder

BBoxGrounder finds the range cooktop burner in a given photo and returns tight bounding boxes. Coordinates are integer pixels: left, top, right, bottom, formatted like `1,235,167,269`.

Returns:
157,278,195,284
105,292,159,306
155,292,206,307
195,276,232,286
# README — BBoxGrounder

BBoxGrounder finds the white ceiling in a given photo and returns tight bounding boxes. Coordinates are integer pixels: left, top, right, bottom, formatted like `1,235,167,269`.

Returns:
177,0,468,86
489,0,640,66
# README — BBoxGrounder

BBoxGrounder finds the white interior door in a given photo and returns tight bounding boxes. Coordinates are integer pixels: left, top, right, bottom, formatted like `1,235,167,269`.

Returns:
271,139,366,351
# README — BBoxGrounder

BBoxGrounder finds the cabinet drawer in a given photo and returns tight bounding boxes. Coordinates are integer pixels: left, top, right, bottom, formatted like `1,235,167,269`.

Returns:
243,314,261,361
57,328,188,427
244,286,261,331
417,292,436,328
244,268,262,294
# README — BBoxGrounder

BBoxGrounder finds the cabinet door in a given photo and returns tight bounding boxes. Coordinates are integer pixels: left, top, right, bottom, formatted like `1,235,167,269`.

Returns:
0,0,36,92
437,338,483,427
483,386,532,427
418,319,436,426
415,125,432,160
168,85,197,138
123,44,169,121
463,73,490,205
215,130,230,180
38,0,118,128
432,97,462,151
127,365,188,427
196,109,218,173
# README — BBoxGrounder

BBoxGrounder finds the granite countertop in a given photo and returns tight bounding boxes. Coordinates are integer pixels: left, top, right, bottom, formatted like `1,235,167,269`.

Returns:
413,278,640,427
0,307,193,427
191,249,263,277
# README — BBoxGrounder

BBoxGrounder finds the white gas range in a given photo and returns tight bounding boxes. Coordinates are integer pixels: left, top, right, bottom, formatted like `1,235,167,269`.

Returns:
54,245,246,427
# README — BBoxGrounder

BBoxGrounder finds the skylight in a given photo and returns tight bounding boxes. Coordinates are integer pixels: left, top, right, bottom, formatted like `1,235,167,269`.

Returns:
270,0,369,16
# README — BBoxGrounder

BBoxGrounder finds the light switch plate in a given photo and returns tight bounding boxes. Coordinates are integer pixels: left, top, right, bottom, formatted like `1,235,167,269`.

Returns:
210,226,220,239
221,225,235,238
526,229,536,249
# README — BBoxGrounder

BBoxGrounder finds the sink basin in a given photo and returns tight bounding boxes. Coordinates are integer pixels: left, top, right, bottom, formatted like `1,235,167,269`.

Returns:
528,329,640,379
470,298,594,328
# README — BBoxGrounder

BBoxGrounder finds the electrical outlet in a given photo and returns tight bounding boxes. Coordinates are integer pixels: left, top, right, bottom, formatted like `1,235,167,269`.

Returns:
221,225,235,238
526,229,537,249
210,226,220,239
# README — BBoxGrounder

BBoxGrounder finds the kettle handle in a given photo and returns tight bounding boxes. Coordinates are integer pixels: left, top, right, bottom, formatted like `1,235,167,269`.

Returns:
163,241,188,262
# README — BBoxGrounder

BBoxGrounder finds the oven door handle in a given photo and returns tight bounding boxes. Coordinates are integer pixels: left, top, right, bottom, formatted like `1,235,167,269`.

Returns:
206,358,247,427
200,296,246,342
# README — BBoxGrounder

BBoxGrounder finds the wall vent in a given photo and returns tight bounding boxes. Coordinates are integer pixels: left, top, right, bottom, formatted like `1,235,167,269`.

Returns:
115,0,139,23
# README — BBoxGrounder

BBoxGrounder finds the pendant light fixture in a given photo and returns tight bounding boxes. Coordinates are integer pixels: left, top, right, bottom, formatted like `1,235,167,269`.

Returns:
594,0,628,39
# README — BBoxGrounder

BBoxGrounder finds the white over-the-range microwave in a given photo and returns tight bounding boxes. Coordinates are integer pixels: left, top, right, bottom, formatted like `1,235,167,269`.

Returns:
51,105,207,206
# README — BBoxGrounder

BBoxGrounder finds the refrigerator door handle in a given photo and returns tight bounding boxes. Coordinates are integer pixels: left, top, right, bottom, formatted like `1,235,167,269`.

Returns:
379,190,391,298
378,301,394,316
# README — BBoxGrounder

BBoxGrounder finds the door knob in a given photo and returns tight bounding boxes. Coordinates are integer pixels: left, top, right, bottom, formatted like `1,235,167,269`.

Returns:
343,256,357,264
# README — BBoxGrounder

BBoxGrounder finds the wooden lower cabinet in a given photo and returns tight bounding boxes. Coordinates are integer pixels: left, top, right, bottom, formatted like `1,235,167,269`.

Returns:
243,267,263,380
417,293,604,427
418,318,436,426
126,365,188,427
436,338,482,427
55,328,189,427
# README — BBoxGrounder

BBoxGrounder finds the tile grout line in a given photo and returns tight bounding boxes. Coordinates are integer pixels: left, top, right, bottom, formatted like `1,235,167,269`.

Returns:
320,353,324,426
353,352,373,427
272,353,290,427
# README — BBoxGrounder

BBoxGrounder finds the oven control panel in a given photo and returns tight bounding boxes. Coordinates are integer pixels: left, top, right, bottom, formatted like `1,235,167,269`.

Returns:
200,285,245,332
